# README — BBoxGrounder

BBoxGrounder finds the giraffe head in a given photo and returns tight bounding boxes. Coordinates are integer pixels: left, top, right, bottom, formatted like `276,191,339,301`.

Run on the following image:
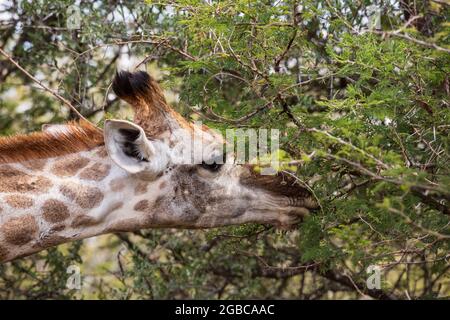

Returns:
104,71,317,228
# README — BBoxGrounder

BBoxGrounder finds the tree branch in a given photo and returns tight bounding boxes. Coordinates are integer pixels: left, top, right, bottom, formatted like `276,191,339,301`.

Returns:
0,47,92,124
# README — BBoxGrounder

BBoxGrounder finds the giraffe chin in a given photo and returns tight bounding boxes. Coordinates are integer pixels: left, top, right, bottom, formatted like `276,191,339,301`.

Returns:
277,207,311,230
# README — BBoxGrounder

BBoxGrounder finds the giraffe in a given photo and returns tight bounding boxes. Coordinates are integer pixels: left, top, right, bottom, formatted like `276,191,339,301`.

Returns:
0,71,317,263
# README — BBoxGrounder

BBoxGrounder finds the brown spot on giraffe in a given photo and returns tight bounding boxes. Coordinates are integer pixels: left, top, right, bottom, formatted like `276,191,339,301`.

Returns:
1,215,38,245
134,200,150,212
60,184,104,209
94,147,109,158
104,218,141,233
42,199,70,223
0,166,52,193
49,224,66,233
110,177,126,192
51,156,90,177
5,195,34,209
134,181,148,195
79,162,111,181
21,159,47,171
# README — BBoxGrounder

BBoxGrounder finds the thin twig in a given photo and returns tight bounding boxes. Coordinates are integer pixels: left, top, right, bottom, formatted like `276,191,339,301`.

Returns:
0,47,91,123
372,30,450,54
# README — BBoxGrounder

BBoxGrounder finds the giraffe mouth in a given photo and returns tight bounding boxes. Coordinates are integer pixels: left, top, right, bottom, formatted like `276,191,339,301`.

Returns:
239,167,318,211
286,196,318,210
257,193,318,211
245,205,310,229
246,194,316,228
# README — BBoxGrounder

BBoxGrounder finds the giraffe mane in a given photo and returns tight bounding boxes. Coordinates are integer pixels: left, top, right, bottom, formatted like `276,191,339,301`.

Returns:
112,71,192,137
0,120,104,164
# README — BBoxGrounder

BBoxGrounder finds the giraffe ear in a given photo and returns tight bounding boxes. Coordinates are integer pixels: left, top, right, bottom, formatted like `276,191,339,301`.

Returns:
104,119,169,177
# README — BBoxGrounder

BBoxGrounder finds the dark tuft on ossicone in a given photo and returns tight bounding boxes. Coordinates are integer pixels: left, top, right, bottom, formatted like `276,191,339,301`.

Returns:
112,71,152,99
111,69,189,136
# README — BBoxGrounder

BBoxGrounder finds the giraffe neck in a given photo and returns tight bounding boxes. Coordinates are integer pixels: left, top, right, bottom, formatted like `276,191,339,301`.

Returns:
0,146,160,262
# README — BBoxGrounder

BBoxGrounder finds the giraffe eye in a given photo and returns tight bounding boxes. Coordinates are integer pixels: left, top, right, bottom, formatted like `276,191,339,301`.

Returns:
200,161,222,172
199,154,225,172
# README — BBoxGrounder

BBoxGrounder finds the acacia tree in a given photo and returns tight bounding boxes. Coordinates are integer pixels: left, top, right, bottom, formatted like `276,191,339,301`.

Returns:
0,0,449,299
